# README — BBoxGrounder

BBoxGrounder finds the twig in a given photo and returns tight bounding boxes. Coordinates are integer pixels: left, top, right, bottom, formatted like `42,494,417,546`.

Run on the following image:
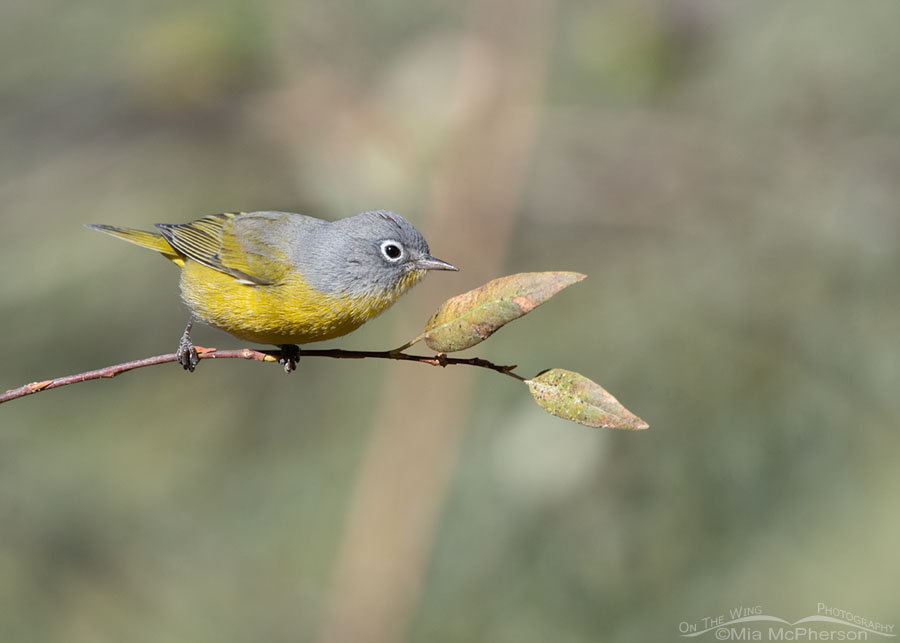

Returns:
0,346,525,405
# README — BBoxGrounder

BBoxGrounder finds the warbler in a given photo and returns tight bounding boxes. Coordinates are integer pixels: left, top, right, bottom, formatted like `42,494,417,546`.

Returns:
88,210,457,372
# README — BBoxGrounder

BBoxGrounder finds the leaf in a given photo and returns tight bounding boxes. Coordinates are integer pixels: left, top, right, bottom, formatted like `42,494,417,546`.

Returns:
423,272,586,352
526,369,649,430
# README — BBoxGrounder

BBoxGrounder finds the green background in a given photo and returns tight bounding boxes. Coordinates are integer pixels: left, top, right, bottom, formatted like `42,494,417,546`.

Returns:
2,1,898,641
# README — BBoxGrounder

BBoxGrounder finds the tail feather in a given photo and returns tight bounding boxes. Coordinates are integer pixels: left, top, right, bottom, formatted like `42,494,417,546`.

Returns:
86,224,185,265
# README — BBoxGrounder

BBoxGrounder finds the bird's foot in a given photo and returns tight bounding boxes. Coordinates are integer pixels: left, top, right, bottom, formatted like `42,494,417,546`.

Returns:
177,318,200,372
279,344,301,373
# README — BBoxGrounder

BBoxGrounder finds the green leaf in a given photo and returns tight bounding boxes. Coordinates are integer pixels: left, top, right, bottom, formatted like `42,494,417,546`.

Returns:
526,369,649,430
423,272,586,352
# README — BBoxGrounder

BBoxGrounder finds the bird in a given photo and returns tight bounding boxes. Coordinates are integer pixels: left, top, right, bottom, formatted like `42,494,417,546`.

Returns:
88,210,457,372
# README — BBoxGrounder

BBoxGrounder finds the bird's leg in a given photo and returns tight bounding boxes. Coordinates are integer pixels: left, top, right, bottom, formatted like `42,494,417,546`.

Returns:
176,315,200,372
278,344,301,374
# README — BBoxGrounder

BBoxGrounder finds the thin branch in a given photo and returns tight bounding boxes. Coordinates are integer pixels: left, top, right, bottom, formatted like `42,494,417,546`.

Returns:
0,346,526,405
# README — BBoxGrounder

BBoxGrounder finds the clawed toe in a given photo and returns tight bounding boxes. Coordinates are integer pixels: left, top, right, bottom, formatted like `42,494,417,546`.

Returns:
278,344,301,373
177,315,200,372
177,342,199,372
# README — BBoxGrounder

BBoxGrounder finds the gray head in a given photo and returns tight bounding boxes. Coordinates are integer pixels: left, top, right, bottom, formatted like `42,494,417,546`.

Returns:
303,210,457,298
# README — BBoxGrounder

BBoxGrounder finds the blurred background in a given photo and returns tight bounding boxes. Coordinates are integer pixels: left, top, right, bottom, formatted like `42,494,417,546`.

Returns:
1,0,899,641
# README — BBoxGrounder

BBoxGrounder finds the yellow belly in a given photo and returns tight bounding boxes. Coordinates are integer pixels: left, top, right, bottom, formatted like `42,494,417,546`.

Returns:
178,260,399,345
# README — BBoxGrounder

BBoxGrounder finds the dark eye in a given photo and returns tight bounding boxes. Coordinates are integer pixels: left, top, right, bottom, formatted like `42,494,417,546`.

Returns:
380,240,404,261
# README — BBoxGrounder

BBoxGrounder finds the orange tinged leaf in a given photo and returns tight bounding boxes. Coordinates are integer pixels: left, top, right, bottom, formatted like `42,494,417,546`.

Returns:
423,272,586,352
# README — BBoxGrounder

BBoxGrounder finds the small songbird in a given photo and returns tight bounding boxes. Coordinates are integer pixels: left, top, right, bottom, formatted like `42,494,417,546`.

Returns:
88,210,457,372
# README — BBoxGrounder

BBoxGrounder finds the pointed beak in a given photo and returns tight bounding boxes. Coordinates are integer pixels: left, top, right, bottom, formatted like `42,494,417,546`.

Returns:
416,255,459,271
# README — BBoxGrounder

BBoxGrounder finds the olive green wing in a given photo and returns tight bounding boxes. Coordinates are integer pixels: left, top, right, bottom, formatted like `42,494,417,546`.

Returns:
155,212,294,285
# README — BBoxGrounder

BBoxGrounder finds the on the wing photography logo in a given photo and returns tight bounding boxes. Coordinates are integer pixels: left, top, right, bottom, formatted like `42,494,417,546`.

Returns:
678,603,895,641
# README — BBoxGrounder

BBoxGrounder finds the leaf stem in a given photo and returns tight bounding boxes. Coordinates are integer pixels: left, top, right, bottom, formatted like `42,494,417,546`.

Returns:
388,333,426,354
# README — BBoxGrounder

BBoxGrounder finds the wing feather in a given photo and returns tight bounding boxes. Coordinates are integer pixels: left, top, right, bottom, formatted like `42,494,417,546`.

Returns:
156,213,293,285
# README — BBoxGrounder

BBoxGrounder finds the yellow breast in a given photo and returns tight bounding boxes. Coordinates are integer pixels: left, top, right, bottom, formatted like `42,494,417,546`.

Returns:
178,260,406,345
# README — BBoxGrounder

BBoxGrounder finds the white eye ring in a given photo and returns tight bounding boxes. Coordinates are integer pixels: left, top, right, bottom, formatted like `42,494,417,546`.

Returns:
380,240,404,262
